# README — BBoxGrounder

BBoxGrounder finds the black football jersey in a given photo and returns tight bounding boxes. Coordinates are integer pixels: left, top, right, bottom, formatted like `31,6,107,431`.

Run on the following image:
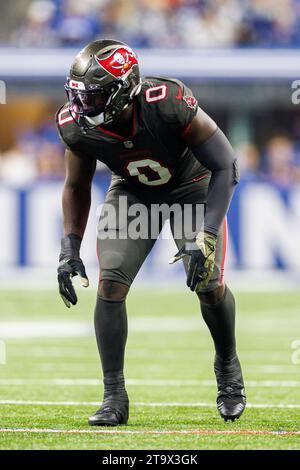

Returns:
56,77,208,191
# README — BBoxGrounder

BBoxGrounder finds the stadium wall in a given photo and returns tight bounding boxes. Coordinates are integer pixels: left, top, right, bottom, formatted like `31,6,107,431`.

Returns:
1,179,300,287
1,48,300,80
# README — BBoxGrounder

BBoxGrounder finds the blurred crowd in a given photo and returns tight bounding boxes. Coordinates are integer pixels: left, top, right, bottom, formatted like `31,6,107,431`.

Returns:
237,137,300,189
9,0,300,49
1,121,300,189
0,124,65,186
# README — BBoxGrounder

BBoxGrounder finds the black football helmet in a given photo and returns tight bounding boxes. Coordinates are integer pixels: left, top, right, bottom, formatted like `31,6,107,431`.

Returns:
65,39,141,128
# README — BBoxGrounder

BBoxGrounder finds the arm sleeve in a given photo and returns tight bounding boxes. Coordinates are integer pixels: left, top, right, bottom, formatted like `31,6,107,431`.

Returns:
190,128,240,236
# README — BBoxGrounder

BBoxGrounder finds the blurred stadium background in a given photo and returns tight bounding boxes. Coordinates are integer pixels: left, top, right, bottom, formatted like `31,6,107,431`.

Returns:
1,0,300,290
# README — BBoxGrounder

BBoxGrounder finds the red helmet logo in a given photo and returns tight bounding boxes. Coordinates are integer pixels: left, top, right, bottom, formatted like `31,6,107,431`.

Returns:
95,47,138,78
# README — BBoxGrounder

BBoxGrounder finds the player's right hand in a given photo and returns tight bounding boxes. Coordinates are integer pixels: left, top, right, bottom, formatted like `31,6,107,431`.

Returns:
57,258,89,308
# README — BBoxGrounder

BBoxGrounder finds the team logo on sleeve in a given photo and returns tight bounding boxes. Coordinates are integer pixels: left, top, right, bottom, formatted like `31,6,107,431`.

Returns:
95,47,138,78
183,95,197,110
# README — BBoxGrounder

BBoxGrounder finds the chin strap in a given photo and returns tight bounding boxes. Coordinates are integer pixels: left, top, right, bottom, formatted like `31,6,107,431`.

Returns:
129,80,142,100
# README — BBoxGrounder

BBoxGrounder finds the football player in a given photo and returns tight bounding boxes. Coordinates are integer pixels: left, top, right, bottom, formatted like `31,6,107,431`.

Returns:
56,39,246,426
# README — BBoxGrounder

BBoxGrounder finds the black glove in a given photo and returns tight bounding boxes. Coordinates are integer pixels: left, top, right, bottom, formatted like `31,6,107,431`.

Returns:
57,234,89,308
169,232,217,292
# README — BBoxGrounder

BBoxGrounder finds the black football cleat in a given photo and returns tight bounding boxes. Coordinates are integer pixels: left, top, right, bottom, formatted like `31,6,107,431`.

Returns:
88,393,129,426
214,355,246,422
217,383,246,422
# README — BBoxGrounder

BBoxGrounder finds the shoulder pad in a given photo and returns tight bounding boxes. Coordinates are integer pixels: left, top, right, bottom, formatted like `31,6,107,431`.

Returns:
56,104,74,127
141,77,198,134
55,104,80,150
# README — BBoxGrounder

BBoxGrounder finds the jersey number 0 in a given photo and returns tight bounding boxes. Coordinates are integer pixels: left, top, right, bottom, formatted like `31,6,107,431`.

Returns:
126,158,172,186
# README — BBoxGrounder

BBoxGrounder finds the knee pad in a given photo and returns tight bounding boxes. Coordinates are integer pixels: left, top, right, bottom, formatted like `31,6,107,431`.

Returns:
197,285,226,305
98,279,130,301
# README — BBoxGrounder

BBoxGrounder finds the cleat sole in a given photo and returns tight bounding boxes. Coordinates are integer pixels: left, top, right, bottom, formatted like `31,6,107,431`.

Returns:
220,412,243,422
88,415,128,426
89,420,128,427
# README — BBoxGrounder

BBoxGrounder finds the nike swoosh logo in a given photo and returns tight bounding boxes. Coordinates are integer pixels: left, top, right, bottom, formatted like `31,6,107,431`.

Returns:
175,86,183,100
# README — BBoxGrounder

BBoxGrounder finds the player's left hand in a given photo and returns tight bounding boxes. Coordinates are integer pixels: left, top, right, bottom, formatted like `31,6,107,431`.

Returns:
169,231,217,291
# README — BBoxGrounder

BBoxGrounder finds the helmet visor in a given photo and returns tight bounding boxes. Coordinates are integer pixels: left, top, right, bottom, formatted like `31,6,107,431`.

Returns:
77,91,110,116
66,86,115,117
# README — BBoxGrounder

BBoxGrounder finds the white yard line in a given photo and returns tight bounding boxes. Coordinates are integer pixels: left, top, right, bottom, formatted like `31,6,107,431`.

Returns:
0,428,299,436
1,316,300,339
2,317,300,337
0,400,300,409
0,378,300,387
0,322,92,338
0,320,203,337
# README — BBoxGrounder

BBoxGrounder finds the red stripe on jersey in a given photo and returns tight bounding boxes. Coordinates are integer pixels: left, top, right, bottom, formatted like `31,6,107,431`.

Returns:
220,218,228,286
192,173,209,183
97,243,102,289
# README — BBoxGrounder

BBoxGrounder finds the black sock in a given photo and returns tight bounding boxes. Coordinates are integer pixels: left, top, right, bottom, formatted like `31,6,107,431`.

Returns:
94,295,128,398
200,285,236,362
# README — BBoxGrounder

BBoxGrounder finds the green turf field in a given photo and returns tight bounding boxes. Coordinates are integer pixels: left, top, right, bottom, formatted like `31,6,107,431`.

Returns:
0,289,300,450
